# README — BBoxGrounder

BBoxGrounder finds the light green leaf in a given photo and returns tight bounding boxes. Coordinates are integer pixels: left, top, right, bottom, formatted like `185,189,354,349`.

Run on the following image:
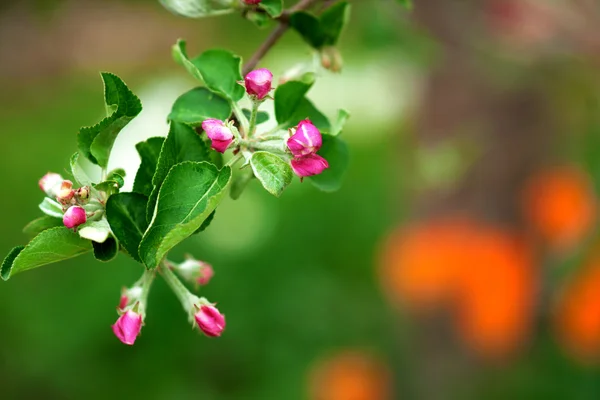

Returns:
78,72,142,167
159,0,236,18
23,216,63,237
39,198,63,218
1,227,92,280
250,152,293,197
106,192,149,263
308,134,349,192
78,218,112,243
259,0,283,17
133,137,165,197
92,237,119,262
146,122,213,222
70,152,94,186
139,161,231,269
330,109,350,136
168,87,232,127
172,41,244,101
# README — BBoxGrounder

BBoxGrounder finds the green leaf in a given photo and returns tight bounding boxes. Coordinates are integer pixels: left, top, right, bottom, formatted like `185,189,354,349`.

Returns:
146,122,213,222
78,72,142,167
39,198,64,218
308,134,349,192
23,216,63,236
250,152,293,197
92,237,119,262
78,218,112,243
1,227,92,281
70,152,94,186
319,1,351,46
395,0,413,10
139,161,232,269
274,78,314,126
168,87,232,127
287,97,330,131
246,10,273,28
230,167,254,200
259,0,283,17
289,12,325,48
329,109,350,136
172,41,244,101
133,137,165,197
242,109,269,125
194,210,216,234
94,180,121,196
159,0,236,18
107,169,126,182
106,193,149,263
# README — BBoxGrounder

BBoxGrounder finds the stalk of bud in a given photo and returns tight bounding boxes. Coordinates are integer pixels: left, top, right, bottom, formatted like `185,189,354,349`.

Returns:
244,68,273,100
63,206,87,229
201,119,234,153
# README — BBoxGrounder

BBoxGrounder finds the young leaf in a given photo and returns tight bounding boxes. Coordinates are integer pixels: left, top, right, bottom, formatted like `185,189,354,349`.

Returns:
242,109,269,125
92,236,119,262
139,161,232,269
1,227,92,281
274,78,314,127
23,216,63,237
172,41,244,101
259,0,283,17
70,152,94,186
133,137,165,197
106,193,149,263
146,122,213,222
168,87,232,127
78,72,142,167
319,1,351,47
250,152,293,197
39,198,64,218
308,134,349,192
330,109,350,136
159,0,236,18
78,218,112,243
107,169,126,183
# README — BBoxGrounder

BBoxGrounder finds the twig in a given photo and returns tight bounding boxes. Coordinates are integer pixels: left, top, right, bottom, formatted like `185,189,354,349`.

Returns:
242,0,321,75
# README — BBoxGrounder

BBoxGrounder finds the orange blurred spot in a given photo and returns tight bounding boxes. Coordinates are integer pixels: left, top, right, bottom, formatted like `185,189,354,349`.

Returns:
380,216,537,359
555,259,600,364
308,351,392,400
522,166,596,251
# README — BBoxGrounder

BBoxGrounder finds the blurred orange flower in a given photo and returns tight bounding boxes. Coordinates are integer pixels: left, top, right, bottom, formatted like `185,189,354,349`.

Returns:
554,258,600,364
522,166,596,251
380,216,537,359
308,351,392,400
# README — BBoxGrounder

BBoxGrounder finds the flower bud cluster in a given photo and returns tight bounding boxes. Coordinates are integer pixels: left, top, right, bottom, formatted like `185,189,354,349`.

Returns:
112,281,148,345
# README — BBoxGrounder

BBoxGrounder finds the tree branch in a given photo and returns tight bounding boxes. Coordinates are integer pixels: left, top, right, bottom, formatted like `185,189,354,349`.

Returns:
242,0,321,75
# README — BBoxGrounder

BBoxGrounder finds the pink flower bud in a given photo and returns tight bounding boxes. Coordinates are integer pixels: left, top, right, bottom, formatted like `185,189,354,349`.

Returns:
244,68,273,100
287,119,323,157
63,206,87,229
194,304,225,337
112,310,142,345
118,295,128,310
290,154,329,178
38,172,63,197
201,119,234,153
197,264,214,286
243,0,262,4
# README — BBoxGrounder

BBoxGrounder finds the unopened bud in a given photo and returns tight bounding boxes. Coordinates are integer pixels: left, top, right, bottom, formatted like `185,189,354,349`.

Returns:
176,258,214,286
56,180,75,204
201,119,234,153
74,186,90,203
39,172,63,198
320,46,343,73
63,206,87,229
194,304,226,337
243,0,262,4
112,310,142,345
287,119,323,157
244,68,273,100
290,154,329,178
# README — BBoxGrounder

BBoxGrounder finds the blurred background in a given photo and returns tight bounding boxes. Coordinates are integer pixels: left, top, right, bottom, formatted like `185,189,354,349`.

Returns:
1,0,600,398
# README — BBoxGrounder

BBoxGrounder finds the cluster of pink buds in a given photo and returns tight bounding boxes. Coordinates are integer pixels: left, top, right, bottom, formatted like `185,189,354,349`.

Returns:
112,281,147,345
172,256,214,286
39,172,91,230
287,119,329,178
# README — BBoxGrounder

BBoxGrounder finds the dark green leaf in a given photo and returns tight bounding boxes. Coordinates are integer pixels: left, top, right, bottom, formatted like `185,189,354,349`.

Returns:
289,12,325,48
1,227,92,281
106,193,149,263
159,0,236,18
242,109,269,125
92,237,119,262
395,0,413,10
308,134,349,192
146,122,213,222
259,0,283,17
250,152,293,197
274,78,314,126
193,210,216,234
168,87,232,127
107,168,126,181
78,72,142,167
23,216,63,237
133,137,165,197
319,1,351,46
286,97,330,131
139,162,232,269
173,41,244,101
